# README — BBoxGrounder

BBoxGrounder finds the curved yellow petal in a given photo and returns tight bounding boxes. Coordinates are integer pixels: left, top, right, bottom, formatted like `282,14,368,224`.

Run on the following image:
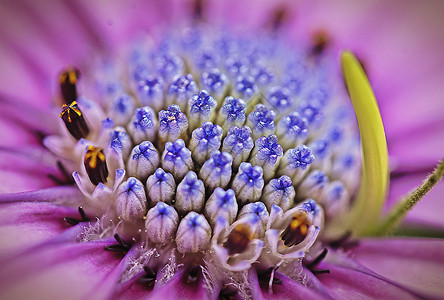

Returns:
341,51,389,236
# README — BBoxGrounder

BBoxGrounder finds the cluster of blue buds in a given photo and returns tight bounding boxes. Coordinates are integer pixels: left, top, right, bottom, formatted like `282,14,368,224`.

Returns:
46,25,362,290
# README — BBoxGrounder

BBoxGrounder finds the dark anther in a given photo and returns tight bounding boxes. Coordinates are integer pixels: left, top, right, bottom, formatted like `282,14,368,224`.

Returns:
328,231,359,250
137,266,157,288
48,160,75,185
310,31,330,56
84,145,109,185
223,224,252,255
281,212,309,247
305,248,328,269
64,206,89,226
218,284,237,300
186,265,201,284
192,0,204,21
59,67,80,104
104,233,131,253
59,101,90,140
64,217,80,225
312,269,330,275
78,206,87,221
304,248,330,275
268,6,290,31
258,267,282,285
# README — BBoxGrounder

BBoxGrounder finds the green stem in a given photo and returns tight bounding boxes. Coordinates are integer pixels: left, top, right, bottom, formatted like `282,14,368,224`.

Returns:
376,159,444,236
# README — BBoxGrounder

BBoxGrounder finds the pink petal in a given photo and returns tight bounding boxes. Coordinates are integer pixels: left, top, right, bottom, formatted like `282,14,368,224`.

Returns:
317,262,419,299
147,268,211,300
0,238,124,300
351,238,444,298
247,268,328,300
0,201,83,257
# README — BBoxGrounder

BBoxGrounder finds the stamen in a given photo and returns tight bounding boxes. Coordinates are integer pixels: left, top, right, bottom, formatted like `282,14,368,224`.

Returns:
176,212,211,253
204,188,238,226
221,126,254,169
250,134,283,181
266,87,293,116
145,202,179,244
233,76,259,103
225,56,249,79
258,267,282,286
199,151,233,192
218,284,237,300
109,93,135,126
223,223,253,255
267,6,289,31
59,101,90,140
305,248,331,275
218,97,247,131
128,106,157,144
188,90,217,131
189,122,223,165
247,104,276,140
232,162,264,205
310,31,330,56
186,265,201,284
59,67,80,104
104,233,131,253
153,52,184,82
146,168,176,205
161,139,194,180
279,145,315,184
158,105,189,144
137,76,164,112
64,206,88,225
281,211,310,247
84,145,108,185
127,141,160,180
175,171,205,214
276,112,309,150
137,266,157,288
166,74,198,110
192,0,204,21
262,175,295,211
200,69,228,100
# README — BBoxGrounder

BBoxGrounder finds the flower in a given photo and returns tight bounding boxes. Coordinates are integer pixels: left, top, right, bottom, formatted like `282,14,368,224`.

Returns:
1,0,444,299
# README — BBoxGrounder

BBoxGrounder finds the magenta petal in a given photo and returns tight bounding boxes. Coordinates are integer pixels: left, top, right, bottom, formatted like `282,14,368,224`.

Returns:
317,262,419,300
147,268,211,300
0,186,83,204
247,268,328,300
385,171,444,229
0,202,83,257
351,238,444,298
0,238,123,300
112,270,153,300
388,120,444,173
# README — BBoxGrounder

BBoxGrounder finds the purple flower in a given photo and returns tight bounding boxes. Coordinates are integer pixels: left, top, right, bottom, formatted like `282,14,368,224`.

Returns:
0,1,444,299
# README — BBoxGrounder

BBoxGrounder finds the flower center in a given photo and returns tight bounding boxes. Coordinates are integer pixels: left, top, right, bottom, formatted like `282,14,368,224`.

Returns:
43,24,361,293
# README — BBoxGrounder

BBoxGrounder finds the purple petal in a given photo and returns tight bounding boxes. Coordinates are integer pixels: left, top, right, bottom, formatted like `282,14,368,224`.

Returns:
112,270,154,300
0,201,83,257
0,238,123,300
0,186,83,204
247,268,328,300
350,238,444,299
147,268,211,300
317,262,420,299
388,120,444,174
